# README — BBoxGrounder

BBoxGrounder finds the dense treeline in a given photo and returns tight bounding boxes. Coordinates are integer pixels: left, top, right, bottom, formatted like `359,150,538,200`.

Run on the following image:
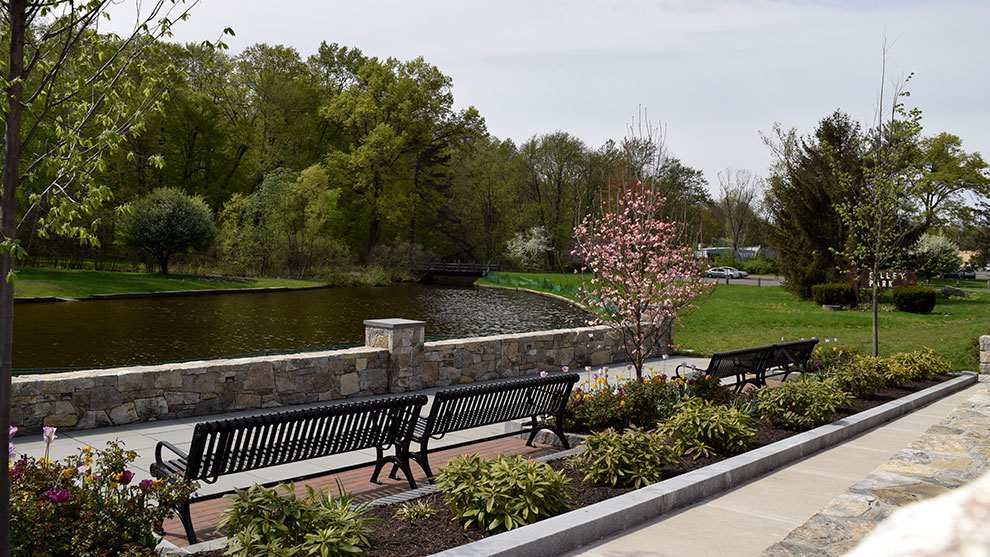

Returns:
19,39,734,278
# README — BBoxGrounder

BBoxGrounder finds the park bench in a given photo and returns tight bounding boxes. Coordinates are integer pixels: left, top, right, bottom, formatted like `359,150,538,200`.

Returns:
393,372,579,480
675,338,818,392
150,393,427,544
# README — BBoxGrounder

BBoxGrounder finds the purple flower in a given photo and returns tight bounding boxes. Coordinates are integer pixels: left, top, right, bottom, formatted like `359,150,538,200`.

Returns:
139,479,154,490
8,443,14,460
42,426,56,445
833,338,838,343
824,338,830,343
781,336,785,341
119,470,134,485
45,488,70,503
562,366,569,373
540,371,548,378
662,354,670,360
585,366,591,373
8,426,16,439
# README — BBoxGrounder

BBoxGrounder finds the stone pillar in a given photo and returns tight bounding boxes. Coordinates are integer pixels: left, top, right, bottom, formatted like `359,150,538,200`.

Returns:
981,335,990,375
364,318,426,392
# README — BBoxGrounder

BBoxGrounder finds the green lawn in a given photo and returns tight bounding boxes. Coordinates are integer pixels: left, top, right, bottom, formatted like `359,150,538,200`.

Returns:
477,272,987,371
928,277,989,290
13,267,326,298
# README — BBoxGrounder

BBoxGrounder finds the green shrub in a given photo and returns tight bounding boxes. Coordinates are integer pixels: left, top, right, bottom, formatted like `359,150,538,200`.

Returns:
757,376,852,431
565,373,683,433
739,258,776,276
659,398,755,458
436,454,571,531
393,499,437,521
686,373,735,406
807,344,859,373
827,356,887,397
811,283,855,307
219,482,375,556
569,426,677,488
889,348,953,381
891,286,936,313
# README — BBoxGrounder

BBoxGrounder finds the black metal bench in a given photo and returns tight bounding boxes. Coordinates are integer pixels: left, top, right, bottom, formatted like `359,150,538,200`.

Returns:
675,339,818,392
394,373,579,480
151,393,427,544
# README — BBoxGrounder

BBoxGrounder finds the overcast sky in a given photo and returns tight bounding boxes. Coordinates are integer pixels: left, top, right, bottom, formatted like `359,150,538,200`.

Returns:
112,0,989,196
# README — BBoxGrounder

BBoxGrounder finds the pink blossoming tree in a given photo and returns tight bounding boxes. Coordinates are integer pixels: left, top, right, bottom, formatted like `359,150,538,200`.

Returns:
572,183,713,381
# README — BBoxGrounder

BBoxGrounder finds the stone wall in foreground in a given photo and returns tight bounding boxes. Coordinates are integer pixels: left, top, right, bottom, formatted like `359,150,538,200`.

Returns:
12,318,669,433
981,335,990,374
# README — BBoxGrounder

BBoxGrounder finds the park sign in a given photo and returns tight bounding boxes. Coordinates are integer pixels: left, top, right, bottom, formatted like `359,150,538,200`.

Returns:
848,268,917,296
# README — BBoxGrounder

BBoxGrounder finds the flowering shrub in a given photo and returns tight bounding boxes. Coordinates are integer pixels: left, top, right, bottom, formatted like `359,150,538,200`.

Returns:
806,342,858,373
10,435,196,556
563,366,735,433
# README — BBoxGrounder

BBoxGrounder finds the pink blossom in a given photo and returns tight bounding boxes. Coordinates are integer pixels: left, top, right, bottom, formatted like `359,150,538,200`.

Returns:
45,489,70,503
540,371,548,378
561,366,569,373
42,427,56,445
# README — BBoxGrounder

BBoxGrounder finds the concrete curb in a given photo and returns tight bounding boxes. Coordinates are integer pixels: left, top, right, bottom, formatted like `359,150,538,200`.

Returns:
475,282,591,312
431,372,979,557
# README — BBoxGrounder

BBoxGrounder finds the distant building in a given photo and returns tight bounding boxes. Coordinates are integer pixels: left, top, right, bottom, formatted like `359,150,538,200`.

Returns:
695,245,774,261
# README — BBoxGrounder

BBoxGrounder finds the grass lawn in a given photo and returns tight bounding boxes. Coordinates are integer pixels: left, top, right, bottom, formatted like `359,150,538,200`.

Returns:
13,267,326,298
477,272,986,371
928,277,989,290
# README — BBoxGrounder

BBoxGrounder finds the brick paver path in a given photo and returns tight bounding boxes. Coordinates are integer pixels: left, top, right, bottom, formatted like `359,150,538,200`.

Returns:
162,437,557,546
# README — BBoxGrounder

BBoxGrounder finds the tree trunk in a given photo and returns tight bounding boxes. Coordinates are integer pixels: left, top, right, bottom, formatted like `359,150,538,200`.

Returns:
159,255,170,275
1,3,26,554
872,266,879,357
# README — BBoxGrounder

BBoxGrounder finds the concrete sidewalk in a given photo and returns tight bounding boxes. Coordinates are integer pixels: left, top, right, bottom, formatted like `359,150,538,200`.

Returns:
563,378,987,557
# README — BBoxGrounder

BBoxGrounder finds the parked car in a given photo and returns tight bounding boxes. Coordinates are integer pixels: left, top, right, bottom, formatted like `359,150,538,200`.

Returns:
940,267,976,279
704,266,749,279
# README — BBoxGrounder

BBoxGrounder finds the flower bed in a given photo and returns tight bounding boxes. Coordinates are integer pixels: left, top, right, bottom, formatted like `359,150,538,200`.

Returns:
189,345,959,557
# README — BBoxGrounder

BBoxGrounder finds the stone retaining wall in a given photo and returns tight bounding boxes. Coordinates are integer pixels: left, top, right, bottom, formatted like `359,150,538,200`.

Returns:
12,319,668,434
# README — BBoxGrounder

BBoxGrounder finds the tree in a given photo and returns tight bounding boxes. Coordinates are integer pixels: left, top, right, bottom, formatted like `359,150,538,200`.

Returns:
763,112,864,299
914,132,990,230
573,181,713,381
117,188,217,274
908,233,961,280
717,169,761,255
835,60,924,357
0,2,228,552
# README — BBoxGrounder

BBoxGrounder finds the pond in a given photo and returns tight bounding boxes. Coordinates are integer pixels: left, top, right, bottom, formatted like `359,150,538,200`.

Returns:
13,279,589,370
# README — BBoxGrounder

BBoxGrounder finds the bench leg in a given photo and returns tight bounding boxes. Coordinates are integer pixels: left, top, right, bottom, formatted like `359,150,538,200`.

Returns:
371,445,386,485
525,416,540,447
178,500,197,545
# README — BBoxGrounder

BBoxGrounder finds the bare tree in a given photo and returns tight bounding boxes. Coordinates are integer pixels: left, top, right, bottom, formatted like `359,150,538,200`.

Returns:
717,169,762,255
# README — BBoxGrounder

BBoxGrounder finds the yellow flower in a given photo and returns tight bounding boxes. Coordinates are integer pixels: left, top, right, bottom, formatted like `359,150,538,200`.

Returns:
81,446,91,454
620,400,626,406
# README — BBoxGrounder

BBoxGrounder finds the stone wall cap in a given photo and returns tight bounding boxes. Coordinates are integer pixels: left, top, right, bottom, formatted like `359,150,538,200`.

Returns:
363,318,426,329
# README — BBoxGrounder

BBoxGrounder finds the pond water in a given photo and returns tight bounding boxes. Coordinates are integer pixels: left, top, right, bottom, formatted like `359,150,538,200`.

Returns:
13,279,589,370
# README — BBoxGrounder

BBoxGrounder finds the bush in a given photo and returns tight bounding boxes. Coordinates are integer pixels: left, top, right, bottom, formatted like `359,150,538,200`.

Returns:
811,283,854,307
219,482,376,556
436,454,571,531
739,258,776,276
659,398,755,458
807,344,859,374
891,286,936,313
827,356,887,397
117,187,217,274
10,438,196,556
393,499,437,521
757,376,852,431
569,426,677,488
889,348,953,381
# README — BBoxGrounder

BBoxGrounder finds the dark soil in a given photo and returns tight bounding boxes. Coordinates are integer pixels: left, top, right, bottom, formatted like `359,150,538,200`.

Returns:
194,374,954,556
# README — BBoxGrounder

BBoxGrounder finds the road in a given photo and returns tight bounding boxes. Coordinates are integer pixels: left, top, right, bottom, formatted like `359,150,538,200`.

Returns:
702,275,783,287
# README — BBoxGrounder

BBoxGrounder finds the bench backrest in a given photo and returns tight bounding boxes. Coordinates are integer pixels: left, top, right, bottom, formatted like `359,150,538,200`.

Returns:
765,338,819,370
423,373,579,438
706,345,775,379
183,394,427,481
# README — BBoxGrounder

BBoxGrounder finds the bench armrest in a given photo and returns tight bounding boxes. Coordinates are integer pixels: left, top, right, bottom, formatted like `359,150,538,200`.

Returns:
674,362,698,377
155,440,189,465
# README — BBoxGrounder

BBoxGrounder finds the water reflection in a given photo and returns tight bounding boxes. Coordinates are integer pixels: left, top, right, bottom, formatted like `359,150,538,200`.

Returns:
14,282,589,369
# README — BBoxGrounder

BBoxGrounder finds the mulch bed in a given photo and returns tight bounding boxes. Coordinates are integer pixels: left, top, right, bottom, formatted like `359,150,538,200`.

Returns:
195,374,953,556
